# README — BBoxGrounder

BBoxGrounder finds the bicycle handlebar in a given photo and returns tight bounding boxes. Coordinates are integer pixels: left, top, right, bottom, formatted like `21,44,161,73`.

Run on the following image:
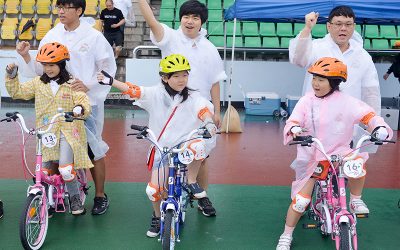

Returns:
1,111,84,135
289,134,396,161
129,124,212,153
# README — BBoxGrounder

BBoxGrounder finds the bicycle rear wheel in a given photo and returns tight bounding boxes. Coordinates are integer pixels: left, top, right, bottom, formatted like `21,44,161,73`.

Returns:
339,223,354,250
19,194,48,250
162,209,176,250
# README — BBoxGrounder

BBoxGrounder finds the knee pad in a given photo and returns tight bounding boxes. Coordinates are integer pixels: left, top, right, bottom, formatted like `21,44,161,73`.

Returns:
59,164,76,182
291,193,311,213
146,182,164,202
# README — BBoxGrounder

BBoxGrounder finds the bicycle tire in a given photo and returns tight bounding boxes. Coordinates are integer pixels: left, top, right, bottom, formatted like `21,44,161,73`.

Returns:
339,223,353,250
19,194,48,250
162,209,175,250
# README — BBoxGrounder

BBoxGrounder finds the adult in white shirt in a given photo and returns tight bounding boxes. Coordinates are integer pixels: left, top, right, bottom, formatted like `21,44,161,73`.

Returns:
289,6,381,215
289,7,381,114
15,0,116,215
138,0,227,217
113,0,135,26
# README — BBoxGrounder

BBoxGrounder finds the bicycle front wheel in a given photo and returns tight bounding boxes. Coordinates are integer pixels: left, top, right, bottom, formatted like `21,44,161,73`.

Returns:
19,194,48,250
339,223,354,250
162,209,176,250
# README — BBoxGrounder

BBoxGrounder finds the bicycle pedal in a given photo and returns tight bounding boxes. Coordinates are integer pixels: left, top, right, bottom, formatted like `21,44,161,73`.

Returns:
303,223,318,229
356,213,369,218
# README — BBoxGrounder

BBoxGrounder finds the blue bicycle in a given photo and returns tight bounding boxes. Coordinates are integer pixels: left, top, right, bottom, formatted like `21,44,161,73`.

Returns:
129,125,212,249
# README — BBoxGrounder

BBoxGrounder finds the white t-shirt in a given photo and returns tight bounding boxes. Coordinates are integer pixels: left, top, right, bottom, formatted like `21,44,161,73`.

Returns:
17,20,116,106
135,84,216,154
289,32,381,113
150,24,227,99
113,0,132,20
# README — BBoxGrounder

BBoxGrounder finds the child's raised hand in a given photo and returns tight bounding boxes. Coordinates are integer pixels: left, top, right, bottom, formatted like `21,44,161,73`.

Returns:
6,63,18,79
97,70,114,86
16,41,30,56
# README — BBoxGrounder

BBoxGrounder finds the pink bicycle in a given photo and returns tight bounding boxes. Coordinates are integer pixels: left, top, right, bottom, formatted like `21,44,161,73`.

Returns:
1,111,88,250
290,134,395,250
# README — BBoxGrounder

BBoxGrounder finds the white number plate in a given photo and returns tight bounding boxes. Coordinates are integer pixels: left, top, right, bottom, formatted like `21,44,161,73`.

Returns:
42,133,57,148
178,148,194,165
343,158,364,178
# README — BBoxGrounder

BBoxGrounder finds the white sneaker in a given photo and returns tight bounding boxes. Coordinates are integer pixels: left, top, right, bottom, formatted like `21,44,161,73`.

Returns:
349,199,370,214
276,233,292,250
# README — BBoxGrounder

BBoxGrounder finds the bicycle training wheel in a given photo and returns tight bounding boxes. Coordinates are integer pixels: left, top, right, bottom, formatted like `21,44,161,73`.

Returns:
19,194,49,250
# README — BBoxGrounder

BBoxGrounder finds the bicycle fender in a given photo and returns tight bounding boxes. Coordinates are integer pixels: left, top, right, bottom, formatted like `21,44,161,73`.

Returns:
339,215,350,224
166,203,176,211
27,187,42,196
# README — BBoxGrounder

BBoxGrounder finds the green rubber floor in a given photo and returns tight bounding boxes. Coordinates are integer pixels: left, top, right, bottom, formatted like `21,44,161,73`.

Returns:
0,180,399,249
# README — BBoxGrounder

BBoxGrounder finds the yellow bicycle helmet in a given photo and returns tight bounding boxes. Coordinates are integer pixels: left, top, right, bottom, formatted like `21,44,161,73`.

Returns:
159,54,191,74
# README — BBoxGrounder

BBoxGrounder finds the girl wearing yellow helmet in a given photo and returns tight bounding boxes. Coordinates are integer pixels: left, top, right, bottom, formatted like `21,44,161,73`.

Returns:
97,53,217,237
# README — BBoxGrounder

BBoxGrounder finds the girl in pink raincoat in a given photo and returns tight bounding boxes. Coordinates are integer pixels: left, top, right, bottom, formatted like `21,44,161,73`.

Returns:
276,57,393,250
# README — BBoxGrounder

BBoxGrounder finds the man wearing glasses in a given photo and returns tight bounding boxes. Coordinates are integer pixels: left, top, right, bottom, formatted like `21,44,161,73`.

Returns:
16,0,116,215
288,6,381,216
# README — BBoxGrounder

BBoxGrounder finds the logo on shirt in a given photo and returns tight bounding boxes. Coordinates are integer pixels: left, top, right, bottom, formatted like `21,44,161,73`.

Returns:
79,43,90,53
72,127,80,139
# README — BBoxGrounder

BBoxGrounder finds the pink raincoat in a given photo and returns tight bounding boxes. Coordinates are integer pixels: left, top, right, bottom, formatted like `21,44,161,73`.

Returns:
284,91,393,199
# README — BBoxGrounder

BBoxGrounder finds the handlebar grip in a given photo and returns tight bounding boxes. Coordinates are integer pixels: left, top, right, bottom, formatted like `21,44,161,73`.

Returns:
131,124,148,131
293,135,312,142
6,112,19,118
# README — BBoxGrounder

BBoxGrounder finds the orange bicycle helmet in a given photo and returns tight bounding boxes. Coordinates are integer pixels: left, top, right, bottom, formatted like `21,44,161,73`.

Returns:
308,57,347,82
36,42,70,63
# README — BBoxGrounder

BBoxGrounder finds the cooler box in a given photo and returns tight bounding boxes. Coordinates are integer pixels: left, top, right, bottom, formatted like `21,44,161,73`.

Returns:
245,92,281,116
286,95,301,115
381,107,399,130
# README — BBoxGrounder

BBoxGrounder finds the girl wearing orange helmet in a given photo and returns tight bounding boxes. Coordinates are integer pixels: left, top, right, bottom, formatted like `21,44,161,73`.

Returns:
5,42,92,215
97,54,218,237
276,57,392,250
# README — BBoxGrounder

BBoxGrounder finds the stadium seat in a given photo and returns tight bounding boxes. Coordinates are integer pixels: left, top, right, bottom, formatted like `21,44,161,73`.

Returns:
93,19,103,31
280,37,292,48
174,21,180,29
390,39,399,48
242,22,259,36
5,0,19,14
208,9,222,22
35,18,52,40
20,0,35,14
276,23,293,37
52,1,58,14
99,0,106,12
209,35,224,47
18,18,34,40
294,23,304,35
159,8,175,22
208,21,224,36
363,39,371,50
245,37,261,47
36,0,52,15
208,0,222,10
355,24,362,35
160,0,176,9
176,0,186,9
364,25,380,38
371,39,389,50
85,0,98,16
260,23,276,37
312,24,327,38
263,37,280,48
53,18,60,26
226,21,242,36
223,0,235,8
0,0,3,13
227,36,243,47
0,17,19,40
380,25,397,39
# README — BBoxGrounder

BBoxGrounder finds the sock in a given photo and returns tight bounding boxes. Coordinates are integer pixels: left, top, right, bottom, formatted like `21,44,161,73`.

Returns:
283,224,295,237
350,193,362,202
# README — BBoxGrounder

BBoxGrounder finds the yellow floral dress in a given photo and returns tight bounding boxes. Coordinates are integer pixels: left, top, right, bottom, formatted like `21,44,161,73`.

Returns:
6,76,93,169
